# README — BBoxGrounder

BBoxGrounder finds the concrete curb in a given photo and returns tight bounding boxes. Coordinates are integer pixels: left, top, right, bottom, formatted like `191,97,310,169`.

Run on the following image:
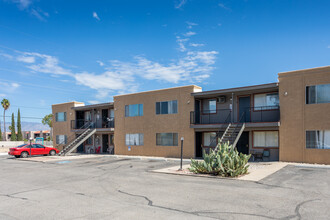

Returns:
151,162,290,182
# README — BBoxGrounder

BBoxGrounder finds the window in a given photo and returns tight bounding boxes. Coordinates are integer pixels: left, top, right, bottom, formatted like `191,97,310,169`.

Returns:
156,133,178,146
55,112,66,122
56,135,67,145
254,93,279,110
253,131,278,148
306,84,330,104
203,132,217,147
85,111,92,121
156,100,178,114
34,144,44,148
202,99,217,114
125,104,143,117
306,130,330,149
125,133,144,146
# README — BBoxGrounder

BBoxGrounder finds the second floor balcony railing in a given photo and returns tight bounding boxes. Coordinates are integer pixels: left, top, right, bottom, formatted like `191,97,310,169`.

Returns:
190,106,280,125
71,118,115,130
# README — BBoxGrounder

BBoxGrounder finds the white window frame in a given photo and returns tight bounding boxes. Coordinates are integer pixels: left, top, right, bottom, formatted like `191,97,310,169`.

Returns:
56,112,67,122
125,133,144,146
156,100,178,115
156,133,178,146
56,135,67,145
306,130,330,149
254,93,279,110
253,131,278,148
202,99,217,114
125,104,143,117
203,132,217,147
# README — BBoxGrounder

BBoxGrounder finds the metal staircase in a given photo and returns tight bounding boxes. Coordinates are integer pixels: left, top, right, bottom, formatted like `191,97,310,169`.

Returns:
208,112,246,150
218,122,245,148
58,122,96,156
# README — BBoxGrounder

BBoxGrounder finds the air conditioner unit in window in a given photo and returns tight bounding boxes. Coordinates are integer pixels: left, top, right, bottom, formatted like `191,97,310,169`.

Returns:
217,96,226,103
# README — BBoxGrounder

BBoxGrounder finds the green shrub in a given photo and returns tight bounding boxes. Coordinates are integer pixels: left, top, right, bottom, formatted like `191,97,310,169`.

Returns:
189,141,251,177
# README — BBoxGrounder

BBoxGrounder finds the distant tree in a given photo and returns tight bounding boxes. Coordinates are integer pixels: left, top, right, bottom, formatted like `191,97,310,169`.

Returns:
17,109,23,141
42,114,53,140
0,121,2,141
10,113,17,141
1,99,10,141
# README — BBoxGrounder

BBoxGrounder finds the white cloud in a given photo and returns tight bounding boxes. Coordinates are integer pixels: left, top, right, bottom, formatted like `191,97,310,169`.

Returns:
5,26,218,100
218,3,231,11
9,0,49,21
30,8,49,21
0,93,6,98
190,43,204,47
0,53,14,60
327,45,330,49
176,37,188,52
0,82,20,94
20,52,73,76
175,0,187,9
186,21,197,29
17,55,35,63
93,12,100,21
11,0,32,9
184,31,196,37
88,100,101,105
11,82,20,88
97,60,105,66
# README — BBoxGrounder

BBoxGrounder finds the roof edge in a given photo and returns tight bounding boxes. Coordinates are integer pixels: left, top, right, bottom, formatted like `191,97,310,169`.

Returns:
114,85,202,98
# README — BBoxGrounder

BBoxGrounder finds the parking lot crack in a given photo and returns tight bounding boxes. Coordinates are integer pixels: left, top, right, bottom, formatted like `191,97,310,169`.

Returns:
1,194,28,201
117,189,222,219
281,199,319,220
118,190,153,206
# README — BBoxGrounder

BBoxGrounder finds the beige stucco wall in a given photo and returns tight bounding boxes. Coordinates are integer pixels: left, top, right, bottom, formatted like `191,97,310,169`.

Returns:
279,66,330,164
114,85,201,158
52,102,84,150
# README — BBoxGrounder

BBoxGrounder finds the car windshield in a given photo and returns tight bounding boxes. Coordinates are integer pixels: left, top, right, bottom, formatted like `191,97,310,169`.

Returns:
16,144,27,148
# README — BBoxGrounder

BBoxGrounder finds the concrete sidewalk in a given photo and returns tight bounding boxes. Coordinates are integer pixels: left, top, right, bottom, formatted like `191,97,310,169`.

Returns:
151,162,289,182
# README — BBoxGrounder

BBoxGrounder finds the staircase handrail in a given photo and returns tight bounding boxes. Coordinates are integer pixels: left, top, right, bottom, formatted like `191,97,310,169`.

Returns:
208,111,232,148
55,121,94,149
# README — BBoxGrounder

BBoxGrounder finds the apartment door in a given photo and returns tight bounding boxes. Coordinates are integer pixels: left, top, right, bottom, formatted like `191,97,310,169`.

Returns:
102,134,109,153
195,132,203,158
102,109,108,128
236,131,249,154
239,96,251,122
195,100,201,124
77,134,84,152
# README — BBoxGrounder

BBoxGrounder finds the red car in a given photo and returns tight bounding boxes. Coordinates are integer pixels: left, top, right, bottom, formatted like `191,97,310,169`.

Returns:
8,144,59,158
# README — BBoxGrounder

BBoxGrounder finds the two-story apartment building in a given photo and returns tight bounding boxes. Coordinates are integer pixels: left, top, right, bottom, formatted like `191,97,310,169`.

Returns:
190,83,280,161
52,102,114,154
279,66,330,164
52,66,330,164
114,85,201,158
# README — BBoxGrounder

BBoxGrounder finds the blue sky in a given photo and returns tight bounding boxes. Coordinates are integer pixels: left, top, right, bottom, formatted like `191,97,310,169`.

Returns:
1,0,330,122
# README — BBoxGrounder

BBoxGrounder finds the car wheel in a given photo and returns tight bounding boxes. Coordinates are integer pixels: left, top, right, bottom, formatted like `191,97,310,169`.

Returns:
49,150,56,156
14,155,20,158
21,151,28,158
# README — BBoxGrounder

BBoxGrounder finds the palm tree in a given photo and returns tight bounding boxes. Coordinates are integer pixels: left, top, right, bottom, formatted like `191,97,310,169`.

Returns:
1,99,10,141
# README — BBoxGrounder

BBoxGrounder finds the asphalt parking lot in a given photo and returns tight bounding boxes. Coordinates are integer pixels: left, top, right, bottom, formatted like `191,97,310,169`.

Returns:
0,155,329,220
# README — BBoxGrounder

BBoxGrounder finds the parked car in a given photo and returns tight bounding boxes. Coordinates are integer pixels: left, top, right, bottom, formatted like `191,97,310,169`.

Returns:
8,144,59,158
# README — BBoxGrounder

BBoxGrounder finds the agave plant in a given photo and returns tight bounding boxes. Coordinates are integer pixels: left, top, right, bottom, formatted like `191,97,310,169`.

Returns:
189,141,251,177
